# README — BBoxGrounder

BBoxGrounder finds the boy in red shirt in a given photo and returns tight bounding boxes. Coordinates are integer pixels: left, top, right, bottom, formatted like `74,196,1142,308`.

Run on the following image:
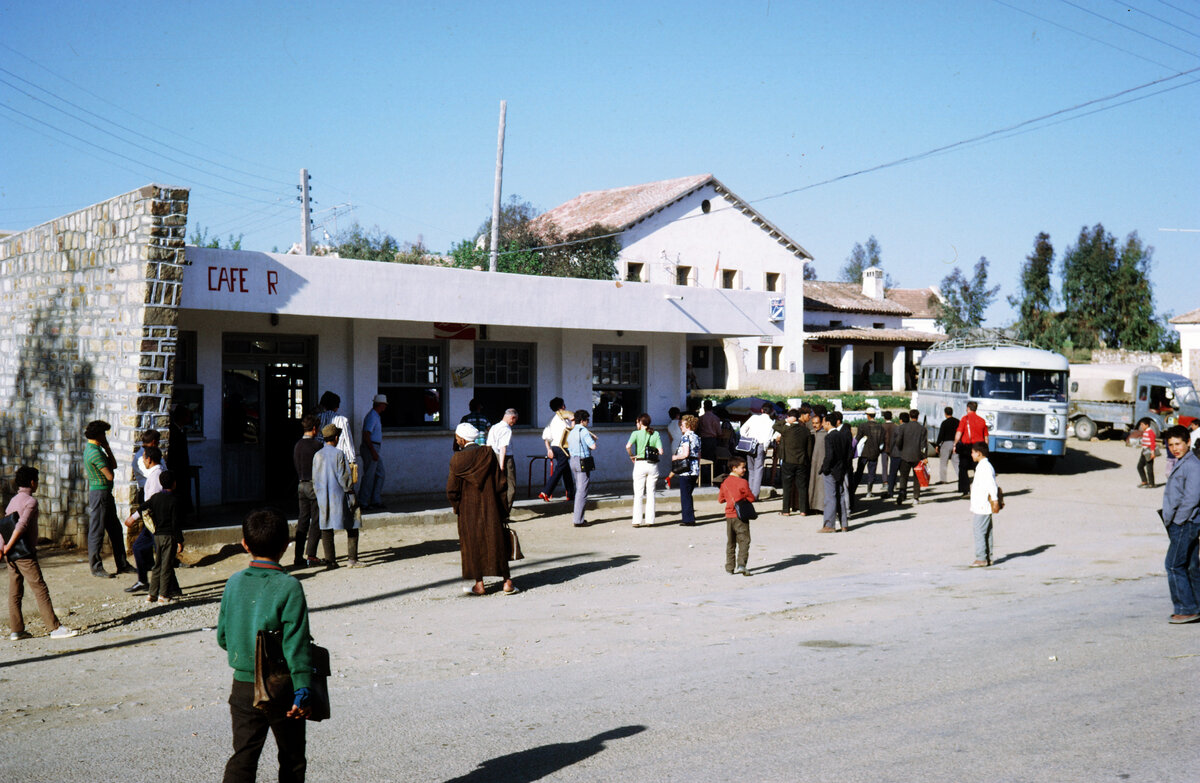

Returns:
1136,417,1158,488
718,456,756,576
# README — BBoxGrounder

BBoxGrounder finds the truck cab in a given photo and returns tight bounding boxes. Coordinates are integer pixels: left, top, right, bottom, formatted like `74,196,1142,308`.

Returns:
1136,371,1200,431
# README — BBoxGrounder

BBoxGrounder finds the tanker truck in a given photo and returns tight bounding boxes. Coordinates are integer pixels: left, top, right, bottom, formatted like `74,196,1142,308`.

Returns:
1067,364,1200,440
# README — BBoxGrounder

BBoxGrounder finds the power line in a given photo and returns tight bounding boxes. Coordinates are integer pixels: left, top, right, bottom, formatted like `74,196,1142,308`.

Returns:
0,100,285,206
990,0,1178,69
0,75,284,195
0,41,296,181
1154,0,1200,23
1055,0,1200,59
1108,0,1200,40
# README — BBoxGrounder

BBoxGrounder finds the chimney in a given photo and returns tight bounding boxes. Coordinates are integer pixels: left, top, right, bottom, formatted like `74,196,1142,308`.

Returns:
862,266,885,300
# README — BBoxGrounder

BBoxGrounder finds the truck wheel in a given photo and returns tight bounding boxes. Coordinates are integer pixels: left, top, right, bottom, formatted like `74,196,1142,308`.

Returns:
1074,417,1096,441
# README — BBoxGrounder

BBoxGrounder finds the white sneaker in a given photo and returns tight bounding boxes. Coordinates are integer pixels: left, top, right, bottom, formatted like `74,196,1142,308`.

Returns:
9,631,32,641
49,626,78,639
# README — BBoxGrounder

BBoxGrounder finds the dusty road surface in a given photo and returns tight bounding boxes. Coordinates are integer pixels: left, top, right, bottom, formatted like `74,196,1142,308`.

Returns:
1,438,1195,782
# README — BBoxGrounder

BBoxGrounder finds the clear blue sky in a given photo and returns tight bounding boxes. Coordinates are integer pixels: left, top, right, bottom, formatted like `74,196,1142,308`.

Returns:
2,1,1197,325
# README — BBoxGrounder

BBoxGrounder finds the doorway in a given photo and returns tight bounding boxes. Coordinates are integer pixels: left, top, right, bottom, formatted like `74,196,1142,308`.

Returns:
221,335,314,504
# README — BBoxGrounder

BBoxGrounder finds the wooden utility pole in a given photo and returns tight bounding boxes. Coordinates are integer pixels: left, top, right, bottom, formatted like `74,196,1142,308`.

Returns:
489,101,507,273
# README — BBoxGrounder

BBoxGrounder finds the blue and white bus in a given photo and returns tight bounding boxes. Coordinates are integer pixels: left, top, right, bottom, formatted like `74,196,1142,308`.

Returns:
914,338,1070,468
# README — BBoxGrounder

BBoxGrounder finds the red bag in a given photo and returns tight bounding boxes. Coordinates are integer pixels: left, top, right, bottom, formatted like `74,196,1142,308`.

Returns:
914,460,930,488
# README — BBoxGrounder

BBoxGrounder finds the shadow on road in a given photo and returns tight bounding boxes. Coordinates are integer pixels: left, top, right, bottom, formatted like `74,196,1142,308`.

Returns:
846,509,916,530
517,554,640,591
443,725,646,783
992,544,1055,565
750,552,833,574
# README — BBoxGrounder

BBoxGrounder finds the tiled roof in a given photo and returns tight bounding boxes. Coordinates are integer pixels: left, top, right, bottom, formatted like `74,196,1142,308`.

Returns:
1170,307,1200,325
529,174,812,260
804,324,946,346
803,281,911,315
886,286,943,319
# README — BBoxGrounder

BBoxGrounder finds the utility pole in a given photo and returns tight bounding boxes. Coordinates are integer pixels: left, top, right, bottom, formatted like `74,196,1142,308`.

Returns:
300,168,312,255
489,100,507,273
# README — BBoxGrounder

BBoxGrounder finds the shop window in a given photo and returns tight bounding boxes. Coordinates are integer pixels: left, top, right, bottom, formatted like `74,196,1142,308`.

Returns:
378,339,444,428
473,343,534,425
765,272,780,292
592,346,643,424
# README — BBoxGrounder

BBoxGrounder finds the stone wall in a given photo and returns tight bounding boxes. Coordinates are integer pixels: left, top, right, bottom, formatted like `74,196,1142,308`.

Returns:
1090,348,1183,375
0,185,189,545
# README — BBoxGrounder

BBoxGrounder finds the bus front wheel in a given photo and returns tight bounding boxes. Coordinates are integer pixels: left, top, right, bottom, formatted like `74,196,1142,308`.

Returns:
1074,417,1096,441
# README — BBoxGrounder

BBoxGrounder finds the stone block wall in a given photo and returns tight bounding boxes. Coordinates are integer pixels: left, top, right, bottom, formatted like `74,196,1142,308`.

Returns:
0,185,189,545
1090,348,1183,375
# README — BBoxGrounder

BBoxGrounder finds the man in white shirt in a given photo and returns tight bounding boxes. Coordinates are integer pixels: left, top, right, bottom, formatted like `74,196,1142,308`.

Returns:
968,442,1000,568
487,408,519,515
741,402,777,498
539,397,574,502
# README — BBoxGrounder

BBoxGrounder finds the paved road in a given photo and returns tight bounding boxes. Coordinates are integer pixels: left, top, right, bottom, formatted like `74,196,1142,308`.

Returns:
1,438,1195,782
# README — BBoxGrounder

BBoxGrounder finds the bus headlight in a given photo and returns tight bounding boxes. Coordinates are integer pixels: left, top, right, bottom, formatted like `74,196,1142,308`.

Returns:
1048,417,1060,435
983,411,997,429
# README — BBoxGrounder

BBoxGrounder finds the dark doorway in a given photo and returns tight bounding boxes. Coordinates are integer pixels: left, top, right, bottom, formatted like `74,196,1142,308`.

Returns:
221,335,314,506
712,343,727,388
827,346,841,390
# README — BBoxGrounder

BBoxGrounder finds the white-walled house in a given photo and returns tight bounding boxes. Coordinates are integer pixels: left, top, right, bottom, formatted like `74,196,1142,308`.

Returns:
531,174,813,393
177,248,782,505
802,267,945,392
1171,307,1200,385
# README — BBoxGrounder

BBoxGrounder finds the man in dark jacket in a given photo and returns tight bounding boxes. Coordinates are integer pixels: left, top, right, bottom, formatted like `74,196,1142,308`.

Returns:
881,411,899,498
851,408,884,498
773,406,814,515
894,409,928,506
819,411,853,532
935,406,960,484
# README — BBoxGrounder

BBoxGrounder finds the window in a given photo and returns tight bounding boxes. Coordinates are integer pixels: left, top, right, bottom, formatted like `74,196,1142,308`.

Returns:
701,199,712,214
758,346,769,370
765,272,780,292
474,343,534,424
173,330,198,384
592,347,642,424
873,322,885,329
721,269,737,289
676,265,692,286
829,320,843,328
771,346,783,370
378,339,443,428
626,262,644,282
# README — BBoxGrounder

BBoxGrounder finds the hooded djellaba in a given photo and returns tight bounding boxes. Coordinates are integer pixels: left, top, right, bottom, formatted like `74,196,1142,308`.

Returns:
447,422,515,595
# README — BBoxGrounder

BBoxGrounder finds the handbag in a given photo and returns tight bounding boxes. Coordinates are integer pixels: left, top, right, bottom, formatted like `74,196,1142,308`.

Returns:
643,440,661,463
506,525,524,561
734,435,757,455
0,512,34,561
734,499,758,522
254,630,331,721
580,455,595,473
671,458,689,474
989,486,1004,515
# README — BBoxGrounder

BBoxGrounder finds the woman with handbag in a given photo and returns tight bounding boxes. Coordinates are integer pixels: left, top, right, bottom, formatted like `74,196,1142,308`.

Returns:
567,410,597,528
668,414,702,526
626,414,663,527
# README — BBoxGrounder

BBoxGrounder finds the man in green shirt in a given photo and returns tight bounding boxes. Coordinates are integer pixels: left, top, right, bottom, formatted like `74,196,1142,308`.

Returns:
83,420,133,578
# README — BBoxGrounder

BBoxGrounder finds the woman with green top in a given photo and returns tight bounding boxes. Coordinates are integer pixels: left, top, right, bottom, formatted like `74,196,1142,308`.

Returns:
625,413,662,527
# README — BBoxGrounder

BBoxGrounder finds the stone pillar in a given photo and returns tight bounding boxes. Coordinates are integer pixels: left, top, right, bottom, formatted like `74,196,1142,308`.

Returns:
0,185,189,546
892,346,907,392
839,345,855,393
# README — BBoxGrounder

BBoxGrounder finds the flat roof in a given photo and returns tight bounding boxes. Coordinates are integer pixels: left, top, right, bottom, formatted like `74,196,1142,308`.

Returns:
181,247,783,338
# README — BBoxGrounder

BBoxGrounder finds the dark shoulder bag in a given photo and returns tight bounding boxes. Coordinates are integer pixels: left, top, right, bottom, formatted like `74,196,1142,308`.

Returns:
0,512,34,561
734,499,758,522
254,630,331,721
643,432,661,464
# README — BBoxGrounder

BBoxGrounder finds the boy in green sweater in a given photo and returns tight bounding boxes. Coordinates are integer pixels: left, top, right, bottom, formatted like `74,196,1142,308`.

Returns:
217,509,314,783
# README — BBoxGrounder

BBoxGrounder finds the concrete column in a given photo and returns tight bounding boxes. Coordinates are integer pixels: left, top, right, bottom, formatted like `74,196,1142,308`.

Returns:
892,346,906,392
839,345,855,392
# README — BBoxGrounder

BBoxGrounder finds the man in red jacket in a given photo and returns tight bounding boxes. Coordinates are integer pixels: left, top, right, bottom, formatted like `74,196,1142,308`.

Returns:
953,401,989,497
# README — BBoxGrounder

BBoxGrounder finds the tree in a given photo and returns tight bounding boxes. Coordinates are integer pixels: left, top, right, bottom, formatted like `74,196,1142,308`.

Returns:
1007,232,1063,348
839,235,894,287
333,223,400,263
1060,224,1167,350
188,226,243,250
803,262,818,280
936,256,1000,334
449,194,619,280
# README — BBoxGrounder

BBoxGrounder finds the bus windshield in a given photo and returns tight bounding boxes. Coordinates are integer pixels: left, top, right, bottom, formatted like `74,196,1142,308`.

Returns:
971,368,1066,402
